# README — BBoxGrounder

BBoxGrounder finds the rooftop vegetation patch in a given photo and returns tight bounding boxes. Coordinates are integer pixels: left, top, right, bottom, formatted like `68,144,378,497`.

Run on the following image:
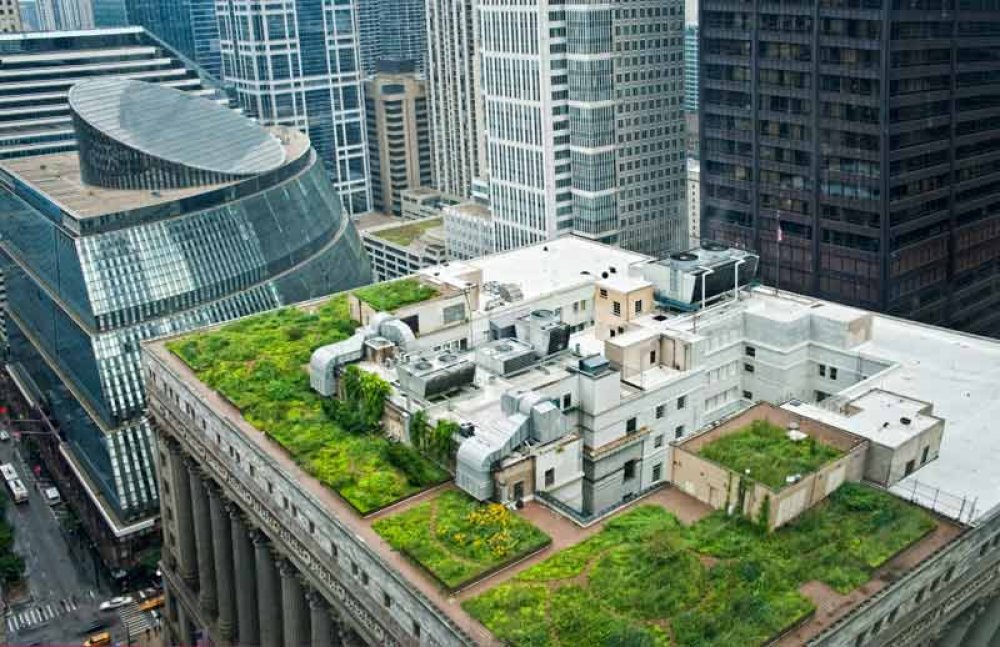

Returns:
698,420,844,490
372,490,550,590
372,218,442,247
353,278,439,313
465,483,934,646
167,289,447,514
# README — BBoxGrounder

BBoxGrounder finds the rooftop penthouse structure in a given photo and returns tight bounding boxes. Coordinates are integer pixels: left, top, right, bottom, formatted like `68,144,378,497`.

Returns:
145,237,1000,647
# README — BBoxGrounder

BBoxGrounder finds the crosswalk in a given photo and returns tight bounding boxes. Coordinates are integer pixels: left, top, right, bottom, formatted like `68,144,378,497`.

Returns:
5,597,79,633
119,602,153,636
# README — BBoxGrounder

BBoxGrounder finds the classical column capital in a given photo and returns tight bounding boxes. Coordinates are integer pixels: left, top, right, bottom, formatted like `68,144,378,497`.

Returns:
306,589,325,610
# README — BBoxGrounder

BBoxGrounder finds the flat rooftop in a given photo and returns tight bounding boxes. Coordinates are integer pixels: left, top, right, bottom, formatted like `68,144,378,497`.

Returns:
364,216,443,249
420,237,651,315
783,390,940,450
0,127,309,220
146,241,993,644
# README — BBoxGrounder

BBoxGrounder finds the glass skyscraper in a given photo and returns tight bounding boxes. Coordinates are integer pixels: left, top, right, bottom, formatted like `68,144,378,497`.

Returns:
358,0,427,75
684,24,698,114
700,0,1000,336
0,78,371,568
216,0,372,216
125,0,222,79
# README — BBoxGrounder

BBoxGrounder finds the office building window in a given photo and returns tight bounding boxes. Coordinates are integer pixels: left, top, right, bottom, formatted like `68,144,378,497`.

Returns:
626,417,637,433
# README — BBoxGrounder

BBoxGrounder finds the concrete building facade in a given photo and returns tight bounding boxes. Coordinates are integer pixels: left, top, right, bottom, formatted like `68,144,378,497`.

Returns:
443,201,494,260
35,0,92,30
360,217,447,282
478,0,687,257
687,157,700,244
215,0,372,216
425,0,485,198
364,69,433,217
0,0,21,32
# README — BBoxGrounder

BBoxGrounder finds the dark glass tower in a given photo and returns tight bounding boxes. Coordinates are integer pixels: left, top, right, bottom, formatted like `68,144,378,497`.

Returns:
0,79,371,567
699,0,1000,336
125,0,222,79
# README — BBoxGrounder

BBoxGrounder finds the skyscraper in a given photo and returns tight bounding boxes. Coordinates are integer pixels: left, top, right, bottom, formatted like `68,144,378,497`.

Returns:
684,24,698,114
126,0,222,79
699,0,1000,336
426,0,485,198
0,0,22,32
216,0,372,215
479,0,687,257
91,0,126,26
36,0,92,29
0,79,371,569
364,63,433,216
358,0,426,74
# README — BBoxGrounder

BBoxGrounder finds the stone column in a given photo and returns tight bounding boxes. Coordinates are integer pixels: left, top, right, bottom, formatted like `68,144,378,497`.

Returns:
175,595,192,645
210,490,235,641
188,466,217,618
172,452,198,587
938,607,977,647
280,561,311,647
256,534,284,647
308,591,333,647
964,593,1000,647
231,509,259,644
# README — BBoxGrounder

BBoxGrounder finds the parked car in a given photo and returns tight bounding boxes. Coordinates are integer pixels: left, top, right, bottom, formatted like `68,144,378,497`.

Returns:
43,486,61,505
83,632,111,647
98,596,133,611
0,431,10,441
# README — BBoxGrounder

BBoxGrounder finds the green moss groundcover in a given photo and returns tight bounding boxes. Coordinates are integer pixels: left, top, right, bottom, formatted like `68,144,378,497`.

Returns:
353,278,438,312
373,490,550,589
464,483,935,647
699,420,844,490
168,291,448,514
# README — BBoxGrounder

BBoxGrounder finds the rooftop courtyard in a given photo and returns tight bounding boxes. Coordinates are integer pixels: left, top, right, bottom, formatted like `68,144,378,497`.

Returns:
166,279,446,513
698,419,844,490
463,483,941,647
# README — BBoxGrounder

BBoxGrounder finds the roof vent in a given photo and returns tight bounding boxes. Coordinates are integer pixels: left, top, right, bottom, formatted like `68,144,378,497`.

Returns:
900,417,912,425
601,271,609,279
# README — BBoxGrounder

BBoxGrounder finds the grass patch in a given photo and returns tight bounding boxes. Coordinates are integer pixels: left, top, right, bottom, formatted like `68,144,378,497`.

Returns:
167,292,447,513
698,420,843,489
373,490,550,589
353,278,439,312
372,218,442,246
465,483,934,646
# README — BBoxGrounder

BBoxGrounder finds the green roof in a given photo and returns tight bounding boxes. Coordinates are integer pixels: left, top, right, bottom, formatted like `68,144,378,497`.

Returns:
698,420,844,490
465,483,935,646
166,282,446,514
371,217,442,247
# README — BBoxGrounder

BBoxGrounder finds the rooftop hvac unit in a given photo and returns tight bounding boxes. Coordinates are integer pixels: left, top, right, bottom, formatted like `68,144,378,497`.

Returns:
642,244,759,310
514,309,570,357
397,351,476,399
476,338,537,376
498,283,524,302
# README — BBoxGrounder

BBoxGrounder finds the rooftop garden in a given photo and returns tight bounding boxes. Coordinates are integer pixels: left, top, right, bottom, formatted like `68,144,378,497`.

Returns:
464,483,935,646
167,287,447,514
353,277,439,312
698,420,844,490
373,490,550,590
372,218,442,247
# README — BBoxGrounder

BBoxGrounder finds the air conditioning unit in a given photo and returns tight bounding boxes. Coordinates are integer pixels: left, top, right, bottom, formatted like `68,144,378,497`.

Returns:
514,309,570,357
476,339,537,376
397,351,476,399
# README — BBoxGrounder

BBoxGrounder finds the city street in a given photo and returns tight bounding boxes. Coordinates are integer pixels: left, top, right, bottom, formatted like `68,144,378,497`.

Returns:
0,432,114,643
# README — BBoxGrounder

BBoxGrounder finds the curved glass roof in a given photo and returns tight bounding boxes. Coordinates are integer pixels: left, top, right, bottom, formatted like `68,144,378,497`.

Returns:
69,78,286,176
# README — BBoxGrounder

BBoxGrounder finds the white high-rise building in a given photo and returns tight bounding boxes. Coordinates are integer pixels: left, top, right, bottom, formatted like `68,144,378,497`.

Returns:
36,0,92,30
479,0,687,257
426,0,486,198
216,0,372,215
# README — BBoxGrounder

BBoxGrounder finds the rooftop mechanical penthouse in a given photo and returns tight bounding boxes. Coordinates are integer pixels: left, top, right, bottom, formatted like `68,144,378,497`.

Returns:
145,238,1000,646
0,78,371,572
